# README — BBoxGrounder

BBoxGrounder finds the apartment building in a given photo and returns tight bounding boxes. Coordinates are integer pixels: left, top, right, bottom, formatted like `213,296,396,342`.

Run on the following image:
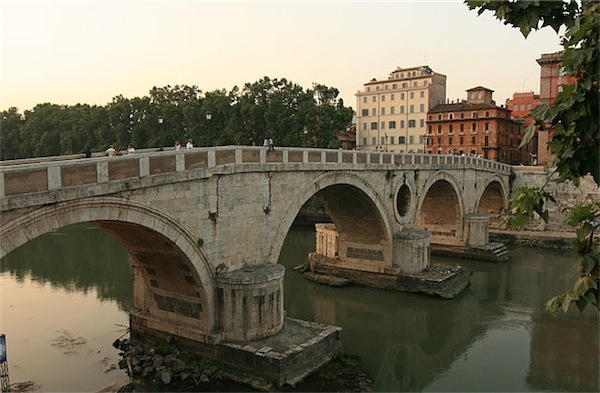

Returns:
355,66,446,153
506,91,541,164
536,51,577,165
426,86,526,165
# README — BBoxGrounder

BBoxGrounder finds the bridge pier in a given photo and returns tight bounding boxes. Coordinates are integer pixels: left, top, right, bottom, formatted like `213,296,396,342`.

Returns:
309,224,469,298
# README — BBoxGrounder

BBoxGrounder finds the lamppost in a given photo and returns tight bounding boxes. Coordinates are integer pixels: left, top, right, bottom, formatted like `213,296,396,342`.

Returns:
205,111,212,147
385,133,388,152
303,126,308,147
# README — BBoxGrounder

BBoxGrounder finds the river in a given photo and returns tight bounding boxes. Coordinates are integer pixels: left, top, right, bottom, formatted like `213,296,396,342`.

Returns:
1,223,598,392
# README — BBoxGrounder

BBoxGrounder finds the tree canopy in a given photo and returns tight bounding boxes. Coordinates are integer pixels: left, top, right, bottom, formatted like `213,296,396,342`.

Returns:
0,77,354,160
465,0,599,314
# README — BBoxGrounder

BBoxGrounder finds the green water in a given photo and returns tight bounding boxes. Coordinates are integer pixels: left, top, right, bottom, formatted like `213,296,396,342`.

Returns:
1,223,598,392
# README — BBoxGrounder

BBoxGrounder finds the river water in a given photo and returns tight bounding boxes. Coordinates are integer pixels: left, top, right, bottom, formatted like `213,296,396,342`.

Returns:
1,223,598,392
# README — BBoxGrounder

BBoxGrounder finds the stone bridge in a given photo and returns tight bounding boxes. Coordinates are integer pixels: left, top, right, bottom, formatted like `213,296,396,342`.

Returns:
0,146,510,384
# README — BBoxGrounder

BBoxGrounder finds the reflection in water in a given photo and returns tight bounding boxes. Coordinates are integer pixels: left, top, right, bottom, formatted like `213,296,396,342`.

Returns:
1,223,598,392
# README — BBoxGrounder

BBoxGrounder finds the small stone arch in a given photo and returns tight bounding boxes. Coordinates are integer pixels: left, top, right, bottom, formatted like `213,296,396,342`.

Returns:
476,175,509,228
416,172,464,246
0,196,218,339
270,172,393,266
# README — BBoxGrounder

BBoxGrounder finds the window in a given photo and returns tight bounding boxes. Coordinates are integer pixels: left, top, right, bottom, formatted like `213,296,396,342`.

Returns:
437,125,442,134
428,125,432,133
400,93,405,100
402,82,407,88
390,136,395,144
472,112,478,118
363,97,367,103
380,136,386,145
420,104,425,112
372,108,376,116
484,135,489,146
384,85,388,90
413,81,417,87
449,136,453,145
363,137,367,145
437,137,441,146
390,106,395,114
392,84,397,89
367,87,371,92
485,122,489,131
381,122,385,130
420,119,424,128
419,135,425,144
391,94,395,101
381,108,386,115
527,104,532,110
460,124,464,132
400,120,405,128
410,105,414,113
370,122,377,130
372,137,376,145
472,123,477,131
361,109,368,116
471,136,476,144
449,124,453,133
420,91,425,98
372,96,376,102
400,105,405,114
389,121,396,129
427,138,433,146
408,120,416,128
513,104,518,111
399,136,406,144
460,136,464,145
410,92,414,99
460,113,465,119
449,113,454,120
485,111,489,117
520,104,525,111
382,95,386,102
362,122,367,130
438,114,442,120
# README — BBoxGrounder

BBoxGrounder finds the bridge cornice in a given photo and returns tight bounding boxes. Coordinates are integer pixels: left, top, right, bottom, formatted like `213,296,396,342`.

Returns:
1,146,512,212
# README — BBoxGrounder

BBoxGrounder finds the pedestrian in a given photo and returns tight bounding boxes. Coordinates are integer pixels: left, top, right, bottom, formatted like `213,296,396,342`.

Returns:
106,145,117,157
127,144,135,155
268,136,274,152
186,138,194,149
263,137,269,148
175,141,181,151
83,146,92,158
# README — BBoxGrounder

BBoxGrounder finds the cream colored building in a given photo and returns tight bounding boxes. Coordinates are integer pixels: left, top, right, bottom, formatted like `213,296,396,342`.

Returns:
355,66,446,153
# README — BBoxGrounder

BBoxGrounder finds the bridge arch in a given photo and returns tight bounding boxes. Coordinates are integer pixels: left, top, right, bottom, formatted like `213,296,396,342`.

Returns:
416,171,464,246
476,175,509,220
271,171,393,265
0,196,218,337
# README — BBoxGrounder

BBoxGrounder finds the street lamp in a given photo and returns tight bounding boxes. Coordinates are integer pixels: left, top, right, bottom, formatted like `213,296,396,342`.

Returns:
205,111,212,147
303,126,308,147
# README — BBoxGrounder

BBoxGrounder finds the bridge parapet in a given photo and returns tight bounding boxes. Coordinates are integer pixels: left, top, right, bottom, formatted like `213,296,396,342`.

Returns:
0,145,511,209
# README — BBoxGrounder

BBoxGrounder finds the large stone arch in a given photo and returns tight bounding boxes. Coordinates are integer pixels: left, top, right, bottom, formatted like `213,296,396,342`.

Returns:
270,171,393,266
475,175,509,228
416,172,464,246
0,196,219,340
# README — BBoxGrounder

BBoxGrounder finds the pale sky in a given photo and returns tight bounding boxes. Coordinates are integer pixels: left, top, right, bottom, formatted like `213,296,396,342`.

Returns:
1,0,563,114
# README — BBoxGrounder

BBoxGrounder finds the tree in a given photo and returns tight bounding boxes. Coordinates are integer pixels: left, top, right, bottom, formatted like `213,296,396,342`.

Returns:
465,0,599,314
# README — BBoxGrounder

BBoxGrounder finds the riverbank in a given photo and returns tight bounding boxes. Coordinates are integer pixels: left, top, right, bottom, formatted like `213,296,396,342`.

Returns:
489,229,576,249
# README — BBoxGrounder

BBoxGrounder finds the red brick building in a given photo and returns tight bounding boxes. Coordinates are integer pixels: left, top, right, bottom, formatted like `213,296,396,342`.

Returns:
506,91,541,164
536,51,577,165
426,86,526,165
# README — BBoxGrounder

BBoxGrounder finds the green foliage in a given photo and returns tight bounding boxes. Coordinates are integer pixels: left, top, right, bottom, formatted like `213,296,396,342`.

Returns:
0,78,354,160
466,0,599,315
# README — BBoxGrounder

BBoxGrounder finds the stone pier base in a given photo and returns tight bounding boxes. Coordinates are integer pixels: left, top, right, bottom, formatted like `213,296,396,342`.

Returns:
217,317,342,388
308,253,470,299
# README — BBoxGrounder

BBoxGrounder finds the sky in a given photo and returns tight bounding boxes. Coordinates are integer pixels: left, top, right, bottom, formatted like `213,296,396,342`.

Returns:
1,0,564,114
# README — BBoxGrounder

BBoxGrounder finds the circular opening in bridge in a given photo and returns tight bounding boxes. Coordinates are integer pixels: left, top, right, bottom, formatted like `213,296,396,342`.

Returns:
396,184,411,217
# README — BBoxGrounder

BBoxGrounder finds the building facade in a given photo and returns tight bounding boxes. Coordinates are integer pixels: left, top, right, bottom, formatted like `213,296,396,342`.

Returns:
535,51,577,165
506,91,541,164
355,66,446,153
426,86,526,165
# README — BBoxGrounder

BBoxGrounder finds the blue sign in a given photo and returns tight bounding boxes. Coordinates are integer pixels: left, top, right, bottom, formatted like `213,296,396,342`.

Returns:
0,334,6,363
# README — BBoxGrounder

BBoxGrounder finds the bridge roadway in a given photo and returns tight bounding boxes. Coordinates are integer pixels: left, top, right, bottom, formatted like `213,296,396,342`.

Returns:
0,145,511,385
